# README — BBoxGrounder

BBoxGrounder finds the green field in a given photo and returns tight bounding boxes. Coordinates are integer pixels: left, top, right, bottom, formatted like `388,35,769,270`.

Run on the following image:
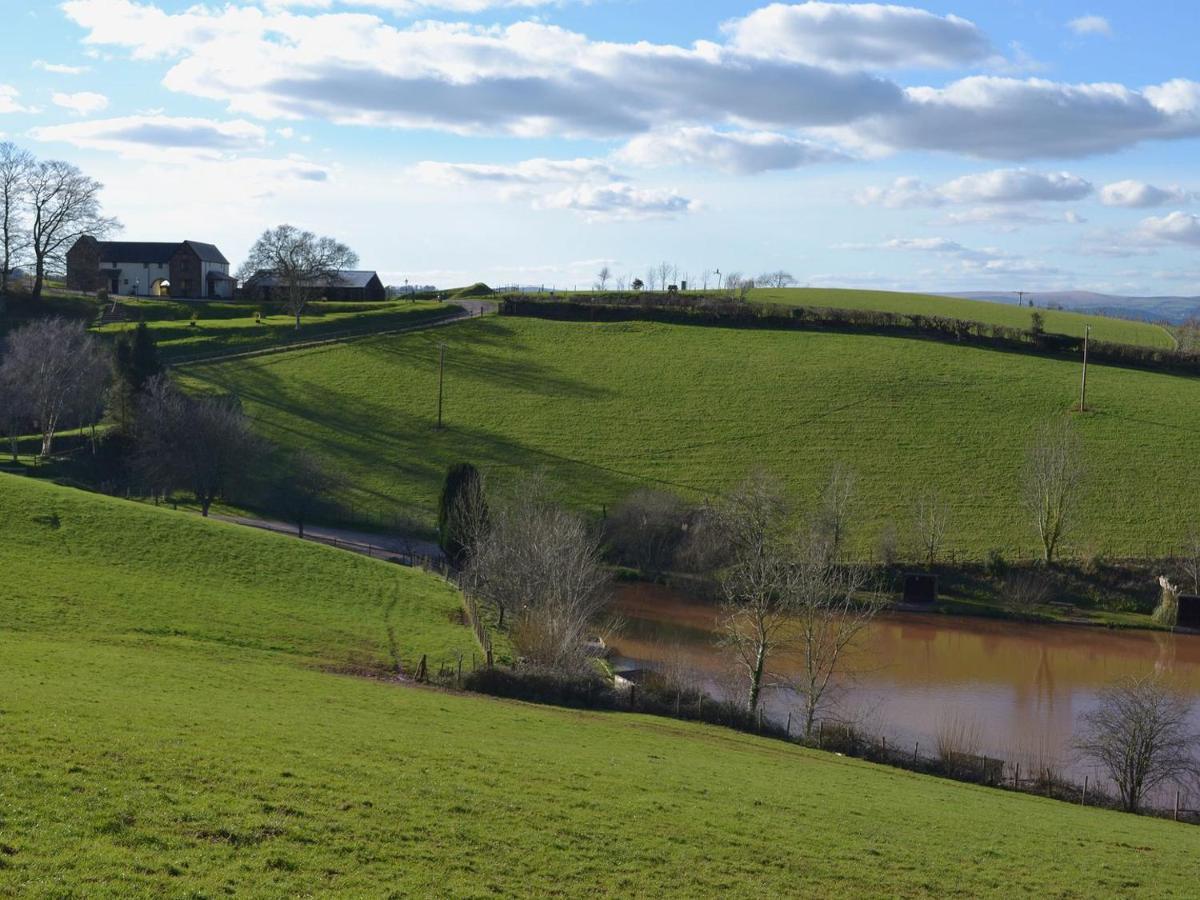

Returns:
95,300,458,362
747,287,1174,349
2,472,1198,896
185,316,1200,558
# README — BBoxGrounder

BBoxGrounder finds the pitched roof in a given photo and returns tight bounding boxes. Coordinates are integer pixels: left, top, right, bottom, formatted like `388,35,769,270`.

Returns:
183,240,229,264
95,239,229,266
98,241,179,264
246,269,381,289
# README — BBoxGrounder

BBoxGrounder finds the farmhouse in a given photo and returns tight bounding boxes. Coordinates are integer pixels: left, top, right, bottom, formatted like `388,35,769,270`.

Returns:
66,236,234,299
241,269,387,302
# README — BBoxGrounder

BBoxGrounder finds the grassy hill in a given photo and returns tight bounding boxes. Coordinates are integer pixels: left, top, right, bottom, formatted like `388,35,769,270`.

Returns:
185,316,1200,558
747,287,1174,349
2,471,1198,896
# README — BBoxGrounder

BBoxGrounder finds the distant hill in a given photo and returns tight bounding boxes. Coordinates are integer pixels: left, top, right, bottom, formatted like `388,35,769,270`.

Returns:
944,291,1200,324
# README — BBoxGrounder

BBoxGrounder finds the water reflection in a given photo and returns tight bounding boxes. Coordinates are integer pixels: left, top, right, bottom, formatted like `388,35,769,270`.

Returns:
611,582,1200,784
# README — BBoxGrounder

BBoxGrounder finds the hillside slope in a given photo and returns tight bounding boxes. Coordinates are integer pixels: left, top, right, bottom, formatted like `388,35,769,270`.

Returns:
186,316,1200,557
749,287,1174,348
1,474,1197,896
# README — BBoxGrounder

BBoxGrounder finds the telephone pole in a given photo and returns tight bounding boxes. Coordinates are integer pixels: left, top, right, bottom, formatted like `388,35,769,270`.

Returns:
436,342,446,430
1016,290,1026,307
1079,324,1091,413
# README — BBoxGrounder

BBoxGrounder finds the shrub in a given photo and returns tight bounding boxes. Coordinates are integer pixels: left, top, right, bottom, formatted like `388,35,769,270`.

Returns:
605,488,693,578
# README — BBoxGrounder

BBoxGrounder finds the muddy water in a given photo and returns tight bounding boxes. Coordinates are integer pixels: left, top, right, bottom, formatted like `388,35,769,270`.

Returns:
611,583,1200,787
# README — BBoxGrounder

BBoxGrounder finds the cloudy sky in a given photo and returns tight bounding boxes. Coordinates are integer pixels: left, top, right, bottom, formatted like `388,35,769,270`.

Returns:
2,1,1198,293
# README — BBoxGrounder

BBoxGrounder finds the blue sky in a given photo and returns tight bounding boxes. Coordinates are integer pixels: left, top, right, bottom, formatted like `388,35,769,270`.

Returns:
1,1,1198,293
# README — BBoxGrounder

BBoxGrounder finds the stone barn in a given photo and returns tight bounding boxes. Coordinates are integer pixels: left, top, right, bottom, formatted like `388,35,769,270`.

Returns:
66,236,233,299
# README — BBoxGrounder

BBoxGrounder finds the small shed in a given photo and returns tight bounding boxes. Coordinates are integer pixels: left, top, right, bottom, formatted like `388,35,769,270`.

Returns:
1177,594,1200,629
902,573,938,605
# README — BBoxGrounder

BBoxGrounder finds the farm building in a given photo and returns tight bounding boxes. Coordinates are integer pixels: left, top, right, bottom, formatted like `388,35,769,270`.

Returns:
241,269,387,302
66,236,234,299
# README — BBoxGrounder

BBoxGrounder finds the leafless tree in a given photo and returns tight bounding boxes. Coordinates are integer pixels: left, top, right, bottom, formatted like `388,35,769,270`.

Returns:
0,318,110,457
615,274,627,291
1022,419,1084,564
813,462,857,562
595,265,611,291
1075,674,1200,813
0,142,34,300
1000,570,1051,618
605,488,690,579
700,269,712,291
272,450,345,538
913,488,950,567
789,534,882,738
1178,528,1200,595
655,261,674,291
461,477,611,671
721,271,742,296
26,158,119,299
0,364,25,462
239,224,359,329
759,271,796,289
712,472,794,714
135,377,262,516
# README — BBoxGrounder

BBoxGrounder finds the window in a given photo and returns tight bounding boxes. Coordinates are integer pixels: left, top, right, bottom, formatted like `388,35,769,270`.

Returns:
123,278,129,285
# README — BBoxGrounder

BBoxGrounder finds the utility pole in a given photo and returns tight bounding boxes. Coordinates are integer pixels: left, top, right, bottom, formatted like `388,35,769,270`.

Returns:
1016,290,1026,307
716,268,723,291
436,342,446,430
1079,324,1091,413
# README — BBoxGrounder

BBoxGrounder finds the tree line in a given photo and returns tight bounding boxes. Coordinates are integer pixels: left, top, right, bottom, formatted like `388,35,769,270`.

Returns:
0,142,118,302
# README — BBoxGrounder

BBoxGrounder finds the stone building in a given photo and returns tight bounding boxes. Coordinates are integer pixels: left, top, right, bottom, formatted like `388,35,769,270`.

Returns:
66,236,234,299
241,269,386,302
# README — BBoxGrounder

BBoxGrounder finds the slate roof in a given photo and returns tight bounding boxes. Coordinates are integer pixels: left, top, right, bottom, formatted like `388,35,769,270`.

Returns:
97,239,229,266
183,240,229,265
98,242,179,264
246,269,381,288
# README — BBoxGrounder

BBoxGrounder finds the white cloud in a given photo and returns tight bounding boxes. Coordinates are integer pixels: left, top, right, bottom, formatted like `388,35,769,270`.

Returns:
31,114,269,161
57,2,1200,162
862,235,1061,277
939,168,1093,203
724,2,992,70
52,91,110,115
34,60,91,75
0,85,31,115
266,0,567,12
1139,211,1200,247
535,183,697,222
617,127,847,174
1068,15,1112,37
849,76,1200,159
1100,180,1192,208
410,157,618,185
859,168,1092,207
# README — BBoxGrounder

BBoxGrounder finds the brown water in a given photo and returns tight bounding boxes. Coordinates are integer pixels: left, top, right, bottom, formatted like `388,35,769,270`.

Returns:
612,583,1200,790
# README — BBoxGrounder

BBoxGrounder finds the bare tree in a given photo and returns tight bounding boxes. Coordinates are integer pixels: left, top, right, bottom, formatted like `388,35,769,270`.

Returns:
913,489,950,567
1178,528,1200,595
595,265,611,291
26,158,119,299
461,477,611,671
0,363,25,462
605,488,690,579
701,269,712,291
240,224,359,329
712,472,794,714
655,261,674,291
0,318,110,457
272,450,344,538
813,463,856,562
1000,570,1051,619
1075,674,1200,813
759,271,796,289
789,533,883,738
0,142,34,300
1022,419,1084,564
135,377,261,516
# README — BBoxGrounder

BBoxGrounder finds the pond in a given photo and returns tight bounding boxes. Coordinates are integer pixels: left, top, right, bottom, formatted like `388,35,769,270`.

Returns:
611,582,1200,795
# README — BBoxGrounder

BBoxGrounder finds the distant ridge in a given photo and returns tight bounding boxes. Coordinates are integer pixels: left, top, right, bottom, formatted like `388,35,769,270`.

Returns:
942,291,1200,324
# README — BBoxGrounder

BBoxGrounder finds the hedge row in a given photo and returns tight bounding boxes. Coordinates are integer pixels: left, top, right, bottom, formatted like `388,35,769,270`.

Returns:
499,294,1198,377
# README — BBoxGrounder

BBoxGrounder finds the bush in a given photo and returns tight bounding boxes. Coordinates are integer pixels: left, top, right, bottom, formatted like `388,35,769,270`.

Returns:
985,548,1008,578
604,488,692,577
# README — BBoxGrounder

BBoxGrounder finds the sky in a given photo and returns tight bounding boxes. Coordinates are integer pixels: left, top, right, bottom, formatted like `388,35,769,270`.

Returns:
1,0,1198,293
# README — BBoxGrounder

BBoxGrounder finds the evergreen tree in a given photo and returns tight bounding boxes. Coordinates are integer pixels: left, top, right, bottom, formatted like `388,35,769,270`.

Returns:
438,462,485,564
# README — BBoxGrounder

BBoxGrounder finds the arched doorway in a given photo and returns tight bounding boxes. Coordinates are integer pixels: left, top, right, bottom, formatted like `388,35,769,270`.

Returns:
151,279,171,298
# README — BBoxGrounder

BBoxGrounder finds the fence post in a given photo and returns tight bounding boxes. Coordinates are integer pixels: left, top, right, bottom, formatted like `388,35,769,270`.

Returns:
818,721,824,749
785,711,792,738
913,742,919,765
1081,775,1087,806
1015,762,1020,788
882,736,887,760
1175,790,1181,822
629,685,637,710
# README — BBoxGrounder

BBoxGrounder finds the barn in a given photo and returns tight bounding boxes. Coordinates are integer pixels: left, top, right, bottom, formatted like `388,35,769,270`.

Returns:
241,270,386,302
66,236,233,299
